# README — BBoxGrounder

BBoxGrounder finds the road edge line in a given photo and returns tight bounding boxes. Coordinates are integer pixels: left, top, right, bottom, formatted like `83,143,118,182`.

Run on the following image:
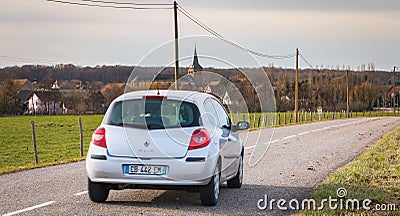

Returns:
3,201,56,216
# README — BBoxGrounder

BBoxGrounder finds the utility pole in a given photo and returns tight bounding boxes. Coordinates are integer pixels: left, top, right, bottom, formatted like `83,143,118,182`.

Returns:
173,1,179,90
346,69,349,117
294,48,299,123
393,66,397,113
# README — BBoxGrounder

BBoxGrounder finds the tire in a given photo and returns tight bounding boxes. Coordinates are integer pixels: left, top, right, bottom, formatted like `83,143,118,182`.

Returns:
227,155,243,188
199,166,220,206
88,178,110,203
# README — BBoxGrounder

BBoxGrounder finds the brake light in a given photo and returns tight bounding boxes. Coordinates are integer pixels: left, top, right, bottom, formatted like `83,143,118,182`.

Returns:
142,95,167,99
189,128,210,150
92,127,106,148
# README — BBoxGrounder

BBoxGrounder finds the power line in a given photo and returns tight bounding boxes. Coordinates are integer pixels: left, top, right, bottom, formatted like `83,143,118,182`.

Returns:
0,55,60,65
298,51,314,69
177,4,296,60
46,0,299,62
80,0,172,6
46,0,296,60
46,0,173,10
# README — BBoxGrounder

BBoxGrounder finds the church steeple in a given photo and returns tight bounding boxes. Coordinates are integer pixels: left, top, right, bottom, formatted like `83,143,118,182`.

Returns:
188,45,203,77
192,45,202,71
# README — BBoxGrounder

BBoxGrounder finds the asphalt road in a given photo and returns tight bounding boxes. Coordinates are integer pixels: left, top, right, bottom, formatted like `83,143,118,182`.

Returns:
1,117,399,215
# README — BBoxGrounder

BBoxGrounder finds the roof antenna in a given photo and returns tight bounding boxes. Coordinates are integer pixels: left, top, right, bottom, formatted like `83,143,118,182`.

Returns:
157,88,160,96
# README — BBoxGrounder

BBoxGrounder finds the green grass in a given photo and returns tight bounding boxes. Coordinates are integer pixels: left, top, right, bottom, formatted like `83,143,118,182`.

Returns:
296,125,400,215
0,115,102,174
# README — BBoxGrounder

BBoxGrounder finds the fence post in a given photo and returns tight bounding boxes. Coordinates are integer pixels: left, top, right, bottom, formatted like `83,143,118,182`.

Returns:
253,113,256,128
278,112,281,125
283,113,286,125
78,117,84,157
31,120,38,164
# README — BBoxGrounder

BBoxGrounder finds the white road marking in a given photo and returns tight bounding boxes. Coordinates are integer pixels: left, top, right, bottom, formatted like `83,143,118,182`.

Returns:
244,139,281,150
311,128,321,132
270,139,280,143
282,135,296,140
244,145,256,150
298,131,310,136
3,201,56,216
74,191,88,196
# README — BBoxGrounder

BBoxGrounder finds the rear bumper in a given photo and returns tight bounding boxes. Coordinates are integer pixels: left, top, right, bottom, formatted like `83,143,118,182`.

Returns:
86,152,217,186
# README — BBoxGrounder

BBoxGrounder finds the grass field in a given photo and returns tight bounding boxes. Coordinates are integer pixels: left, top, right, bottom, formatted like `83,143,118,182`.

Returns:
296,125,400,215
0,115,102,174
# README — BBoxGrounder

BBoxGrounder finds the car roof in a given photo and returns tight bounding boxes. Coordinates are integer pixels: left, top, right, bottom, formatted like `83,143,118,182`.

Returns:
114,90,215,103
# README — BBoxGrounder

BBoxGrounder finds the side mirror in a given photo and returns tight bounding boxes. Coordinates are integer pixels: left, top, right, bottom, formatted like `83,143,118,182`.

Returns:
232,121,250,131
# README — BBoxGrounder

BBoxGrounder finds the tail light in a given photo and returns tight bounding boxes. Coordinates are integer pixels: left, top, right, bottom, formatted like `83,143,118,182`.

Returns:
189,128,210,150
92,127,106,148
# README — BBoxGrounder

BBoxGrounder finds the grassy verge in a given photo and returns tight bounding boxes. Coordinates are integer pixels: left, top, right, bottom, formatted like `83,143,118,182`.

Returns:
0,115,102,174
296,126,400,215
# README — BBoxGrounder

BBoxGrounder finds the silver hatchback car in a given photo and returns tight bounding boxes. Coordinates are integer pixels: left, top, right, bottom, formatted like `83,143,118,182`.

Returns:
86,90,249,206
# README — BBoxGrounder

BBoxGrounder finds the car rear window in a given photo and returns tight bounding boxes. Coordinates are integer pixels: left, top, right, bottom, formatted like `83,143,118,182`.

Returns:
105,98,201,129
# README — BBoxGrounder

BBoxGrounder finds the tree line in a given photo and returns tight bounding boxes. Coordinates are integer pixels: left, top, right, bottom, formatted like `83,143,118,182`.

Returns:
0,64,396,115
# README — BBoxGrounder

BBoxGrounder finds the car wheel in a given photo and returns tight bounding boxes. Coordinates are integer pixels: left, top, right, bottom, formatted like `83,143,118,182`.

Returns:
227,155,243,188
88,178,110,203
199,166,220,206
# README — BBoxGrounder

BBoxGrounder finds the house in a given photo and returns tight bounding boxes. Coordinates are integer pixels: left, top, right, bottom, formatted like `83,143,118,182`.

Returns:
13,79,32,91
204,81,232,105
28,91,67,114
12,79,33,102
222,91,232,105
204,81,221,94
51,80,60,90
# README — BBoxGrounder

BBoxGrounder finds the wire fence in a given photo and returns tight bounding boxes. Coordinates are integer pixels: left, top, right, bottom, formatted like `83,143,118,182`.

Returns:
231,111,400,128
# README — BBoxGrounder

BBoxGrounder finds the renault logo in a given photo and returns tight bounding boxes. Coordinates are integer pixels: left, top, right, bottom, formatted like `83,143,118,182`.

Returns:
144,139,150,147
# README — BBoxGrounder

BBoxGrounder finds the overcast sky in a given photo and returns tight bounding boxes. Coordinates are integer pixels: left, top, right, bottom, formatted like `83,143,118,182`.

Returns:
1,0,399,70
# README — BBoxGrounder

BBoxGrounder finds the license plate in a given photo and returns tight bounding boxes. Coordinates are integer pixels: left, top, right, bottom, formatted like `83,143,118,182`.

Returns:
124,165,166,175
